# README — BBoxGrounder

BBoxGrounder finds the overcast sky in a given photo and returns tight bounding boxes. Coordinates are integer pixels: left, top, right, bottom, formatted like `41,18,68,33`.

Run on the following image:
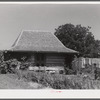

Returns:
0,3,100,50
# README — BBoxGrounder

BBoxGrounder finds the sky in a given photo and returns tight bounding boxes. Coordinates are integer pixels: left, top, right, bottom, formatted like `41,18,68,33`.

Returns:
0,3,100,50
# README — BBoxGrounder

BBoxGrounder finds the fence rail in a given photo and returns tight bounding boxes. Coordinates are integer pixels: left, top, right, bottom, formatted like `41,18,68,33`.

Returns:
72,57,100,73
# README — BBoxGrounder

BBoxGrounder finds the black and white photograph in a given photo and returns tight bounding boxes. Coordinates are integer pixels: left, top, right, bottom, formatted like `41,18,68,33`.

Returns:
0,2,100,92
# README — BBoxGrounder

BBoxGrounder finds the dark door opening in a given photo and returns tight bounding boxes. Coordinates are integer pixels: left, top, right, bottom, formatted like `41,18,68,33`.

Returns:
35,53,46,66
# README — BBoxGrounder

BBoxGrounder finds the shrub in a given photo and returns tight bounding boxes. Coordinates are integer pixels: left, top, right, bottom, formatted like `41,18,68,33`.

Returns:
22,70,100,89
80,64,92,74
20,62,29,70
64,67,76,75
0,59,22,74
21,71,91,89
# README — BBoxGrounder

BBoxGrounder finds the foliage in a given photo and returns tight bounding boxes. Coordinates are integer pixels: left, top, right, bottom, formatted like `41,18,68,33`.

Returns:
0,58,31,74
54,23,100,58
80,64,93,74
21,71,100,89
20,62,30,70
0,51,4,63
64,67,76,75
0,59,21,74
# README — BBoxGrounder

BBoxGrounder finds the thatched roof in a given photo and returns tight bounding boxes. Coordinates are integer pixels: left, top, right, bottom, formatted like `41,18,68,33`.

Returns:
9,30,78,53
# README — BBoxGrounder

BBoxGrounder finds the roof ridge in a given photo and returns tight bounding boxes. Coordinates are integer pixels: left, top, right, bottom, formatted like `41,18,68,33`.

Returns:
14,30,24,47
52,33,67,48
22,30,51,33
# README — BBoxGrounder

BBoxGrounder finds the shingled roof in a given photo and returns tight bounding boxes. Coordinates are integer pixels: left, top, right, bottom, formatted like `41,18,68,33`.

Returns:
9,30,77,53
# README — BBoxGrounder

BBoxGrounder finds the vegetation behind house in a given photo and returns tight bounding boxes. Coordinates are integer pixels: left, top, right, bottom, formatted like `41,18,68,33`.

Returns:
54,23,100,58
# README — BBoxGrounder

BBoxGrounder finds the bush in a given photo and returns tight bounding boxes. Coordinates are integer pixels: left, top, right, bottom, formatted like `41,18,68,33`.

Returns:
80,64,92,74
20,62,29,70
22,71,92,89
21,70,100,89
64,67,76,75
0,59,22,74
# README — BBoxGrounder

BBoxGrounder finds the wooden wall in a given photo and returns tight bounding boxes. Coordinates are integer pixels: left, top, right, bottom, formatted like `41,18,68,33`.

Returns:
5,52,67,67
45,53,65,67
27,53,65,67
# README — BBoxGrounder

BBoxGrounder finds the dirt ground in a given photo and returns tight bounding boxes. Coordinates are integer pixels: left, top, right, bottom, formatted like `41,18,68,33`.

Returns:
0,74,49,89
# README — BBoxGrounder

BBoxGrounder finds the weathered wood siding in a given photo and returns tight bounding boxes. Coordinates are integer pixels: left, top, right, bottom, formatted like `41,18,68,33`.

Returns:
26,53,66,67
46,54,65,66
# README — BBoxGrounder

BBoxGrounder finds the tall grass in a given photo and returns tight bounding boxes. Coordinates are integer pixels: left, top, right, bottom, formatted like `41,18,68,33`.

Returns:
21,71,100,89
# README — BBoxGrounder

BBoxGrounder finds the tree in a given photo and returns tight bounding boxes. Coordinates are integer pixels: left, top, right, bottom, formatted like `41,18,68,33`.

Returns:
54,23,100,58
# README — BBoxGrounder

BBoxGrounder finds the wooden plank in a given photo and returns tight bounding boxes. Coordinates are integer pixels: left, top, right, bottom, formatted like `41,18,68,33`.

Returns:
47,64,64,66
46,54,65,66
46,59,64,62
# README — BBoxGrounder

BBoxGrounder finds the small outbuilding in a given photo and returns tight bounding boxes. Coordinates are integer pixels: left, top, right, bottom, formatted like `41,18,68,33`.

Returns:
4,30,78,72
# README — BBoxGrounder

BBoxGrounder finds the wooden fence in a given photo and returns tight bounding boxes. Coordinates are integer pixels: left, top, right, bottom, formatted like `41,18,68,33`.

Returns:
72,57,100,73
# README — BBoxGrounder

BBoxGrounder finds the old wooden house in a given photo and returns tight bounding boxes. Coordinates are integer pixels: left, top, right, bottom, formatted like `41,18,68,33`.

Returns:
4,30,78,71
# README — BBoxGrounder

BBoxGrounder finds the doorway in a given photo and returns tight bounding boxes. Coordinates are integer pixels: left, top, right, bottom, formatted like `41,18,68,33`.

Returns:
35,53,46,66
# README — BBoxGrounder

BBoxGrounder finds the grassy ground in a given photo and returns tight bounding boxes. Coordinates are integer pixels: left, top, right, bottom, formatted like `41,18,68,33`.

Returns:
0,74,49,89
